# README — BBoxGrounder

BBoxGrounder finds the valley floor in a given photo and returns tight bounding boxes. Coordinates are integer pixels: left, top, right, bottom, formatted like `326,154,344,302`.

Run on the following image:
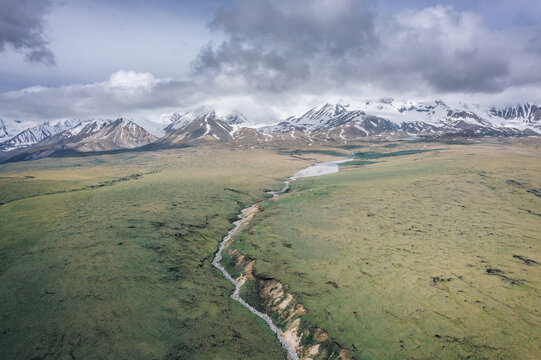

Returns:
0,138,540,359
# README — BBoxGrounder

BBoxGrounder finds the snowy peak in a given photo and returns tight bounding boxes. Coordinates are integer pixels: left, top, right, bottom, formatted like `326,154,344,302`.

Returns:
75,118,157,151
199,111,220,123
284,103,367,132
156,111,236,146
437,110,514,136
163,110,247,133
164,112,199,133
223,111,247,125
300,103,349,121
261,103,398,138
78,120,111,134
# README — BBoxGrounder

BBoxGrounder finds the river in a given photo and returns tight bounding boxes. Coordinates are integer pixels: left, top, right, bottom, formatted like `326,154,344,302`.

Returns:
212,158,349,360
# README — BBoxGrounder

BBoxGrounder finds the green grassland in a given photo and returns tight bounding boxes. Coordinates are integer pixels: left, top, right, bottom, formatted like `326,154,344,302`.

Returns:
228,140,541,359
2,139,540,360
0,147,320,360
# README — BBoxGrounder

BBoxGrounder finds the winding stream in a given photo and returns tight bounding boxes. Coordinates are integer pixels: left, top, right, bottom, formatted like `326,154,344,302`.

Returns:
212,158,350,360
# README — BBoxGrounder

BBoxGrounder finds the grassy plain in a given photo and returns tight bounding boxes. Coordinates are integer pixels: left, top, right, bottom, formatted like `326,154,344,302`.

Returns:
2,139,540,360
0,147,316,360
229,139,541,359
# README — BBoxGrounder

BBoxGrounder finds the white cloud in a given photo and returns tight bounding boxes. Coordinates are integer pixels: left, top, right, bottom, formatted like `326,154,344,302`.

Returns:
108,70,158,90
0,0,55,65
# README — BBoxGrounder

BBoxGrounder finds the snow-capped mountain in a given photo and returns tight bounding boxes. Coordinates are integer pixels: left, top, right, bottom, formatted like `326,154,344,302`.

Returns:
264,103,366,132
73,118,158,151
2,119,157,162
63,119,112,137
356,99,541,134
154,100,541,146
1,99,540,163
262,100,540,138
163,110,247,134
0,119,95,151
157,111,239,146
261,102,404,137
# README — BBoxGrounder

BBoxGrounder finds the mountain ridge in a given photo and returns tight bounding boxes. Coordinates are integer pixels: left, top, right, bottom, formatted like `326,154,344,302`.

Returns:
1,100,540,163
260,100,539,138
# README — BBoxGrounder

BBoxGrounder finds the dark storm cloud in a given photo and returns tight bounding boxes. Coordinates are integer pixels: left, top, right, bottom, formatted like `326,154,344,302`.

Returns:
193,0,376,90
209,0,375,56
0,0,56,65
367,7,514,93
193,1,541,94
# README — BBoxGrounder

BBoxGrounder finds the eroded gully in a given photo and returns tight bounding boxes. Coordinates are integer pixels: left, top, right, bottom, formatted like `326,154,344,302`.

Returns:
212,158,351,360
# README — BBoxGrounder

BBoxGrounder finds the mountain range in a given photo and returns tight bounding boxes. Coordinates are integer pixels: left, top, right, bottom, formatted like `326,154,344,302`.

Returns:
1,99,540,163
2,119,156,162
262,101,540,137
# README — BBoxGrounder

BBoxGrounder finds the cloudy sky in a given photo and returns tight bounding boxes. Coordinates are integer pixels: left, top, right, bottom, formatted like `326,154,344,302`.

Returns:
1,0,540,127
